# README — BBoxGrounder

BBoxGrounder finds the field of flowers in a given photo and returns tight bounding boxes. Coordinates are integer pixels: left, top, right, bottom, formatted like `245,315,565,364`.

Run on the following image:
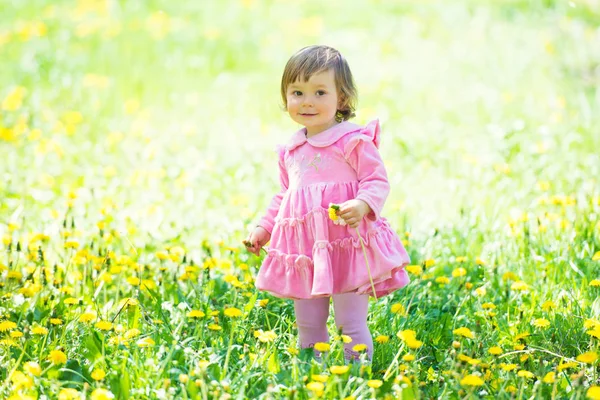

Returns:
1,0,600,398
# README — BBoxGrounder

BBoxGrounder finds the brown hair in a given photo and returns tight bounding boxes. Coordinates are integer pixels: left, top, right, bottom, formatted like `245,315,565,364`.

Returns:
281,45,357,122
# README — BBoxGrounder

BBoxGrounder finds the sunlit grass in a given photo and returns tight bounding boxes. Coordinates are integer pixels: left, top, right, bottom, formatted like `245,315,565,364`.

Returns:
1,0,599,398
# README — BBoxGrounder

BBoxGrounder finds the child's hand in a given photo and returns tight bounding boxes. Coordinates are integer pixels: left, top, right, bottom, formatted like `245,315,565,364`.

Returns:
338,199,372,228
243,226,271,256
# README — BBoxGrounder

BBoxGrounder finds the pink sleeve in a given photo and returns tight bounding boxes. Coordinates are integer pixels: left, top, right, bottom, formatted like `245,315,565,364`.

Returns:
257,145,289,234
343,120,390,221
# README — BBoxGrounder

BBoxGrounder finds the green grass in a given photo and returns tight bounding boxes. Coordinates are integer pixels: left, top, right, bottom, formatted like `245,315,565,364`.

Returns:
1,0,599,398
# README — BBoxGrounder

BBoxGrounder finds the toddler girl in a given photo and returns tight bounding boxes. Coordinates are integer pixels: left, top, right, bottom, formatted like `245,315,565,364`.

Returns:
245,45,410,362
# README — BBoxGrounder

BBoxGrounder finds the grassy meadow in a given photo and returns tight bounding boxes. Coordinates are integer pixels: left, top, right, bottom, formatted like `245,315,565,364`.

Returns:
1,0,600,398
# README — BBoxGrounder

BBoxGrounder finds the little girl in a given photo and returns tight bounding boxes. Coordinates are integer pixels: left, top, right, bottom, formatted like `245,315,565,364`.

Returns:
245,45,411,362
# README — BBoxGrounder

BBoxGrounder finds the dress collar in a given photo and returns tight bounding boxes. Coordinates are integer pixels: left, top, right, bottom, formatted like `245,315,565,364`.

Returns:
285,121,363,151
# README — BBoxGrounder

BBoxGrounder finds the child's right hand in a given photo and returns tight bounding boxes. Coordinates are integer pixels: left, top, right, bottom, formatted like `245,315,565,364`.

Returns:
243,226,271,256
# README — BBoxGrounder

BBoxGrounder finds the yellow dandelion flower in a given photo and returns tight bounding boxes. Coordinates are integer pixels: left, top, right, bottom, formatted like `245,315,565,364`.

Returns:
79,312,96,323
64,297,79,305
367,379,383,389
453,327,475,339
287,346,299,356
328,203,339,221
502,272,518,281
577,352,598,364
24,361,42,376
511,280,529,291
306,382,324,396
488,346,503,355
0,320,17,331
500,363,517,371
207,324,222,331
587,329,600,339
58,388,81,400
311,374,328,383
330,365,349,375
375,335,390,344
390,303,406,315
455,256,468,263
64,241,79,249
91,369,106,380
224,307,243,318
90,388,115,400
435,276,450,284
517,370,535,379
557,361,578,372
543,372,556,384
541,300,556,311
482,303,496,310
11,330,23,338
95,321,113,331
50,318,63,325
590,280,600,287
49,350,67,365
187,310,206,318
405,265,423,275
588,386,600,400
460,374,484,387
137,337,155,347
254,329,277,343
452,268,467,277
406,338,423,349
533,318,550,328
352,343,368,352
340,334,352,343
397,329,417,341
514,332,531,342
593,251,600,261
402,354,415,361
314,342,330,352
424,259,435,267
124,329,141,340
31,326,48,335
476,258,486,266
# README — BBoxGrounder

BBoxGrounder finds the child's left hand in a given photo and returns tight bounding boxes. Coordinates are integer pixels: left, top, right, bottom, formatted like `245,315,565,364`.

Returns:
337,199,372,228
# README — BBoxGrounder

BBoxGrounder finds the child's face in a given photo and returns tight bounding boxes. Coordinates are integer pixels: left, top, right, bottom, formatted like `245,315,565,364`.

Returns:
286,69,340,137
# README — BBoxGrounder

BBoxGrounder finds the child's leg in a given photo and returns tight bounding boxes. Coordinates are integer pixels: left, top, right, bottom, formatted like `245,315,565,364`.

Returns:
293,296,330,356
332,292,373,362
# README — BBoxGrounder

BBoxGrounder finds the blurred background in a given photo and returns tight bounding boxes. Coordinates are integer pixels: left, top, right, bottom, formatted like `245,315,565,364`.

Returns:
1,0,599,250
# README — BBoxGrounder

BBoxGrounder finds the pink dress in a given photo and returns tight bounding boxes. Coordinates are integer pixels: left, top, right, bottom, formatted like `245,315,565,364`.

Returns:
255,119,410,300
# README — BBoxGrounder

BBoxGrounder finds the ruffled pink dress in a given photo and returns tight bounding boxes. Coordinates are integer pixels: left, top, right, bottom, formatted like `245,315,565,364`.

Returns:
255,119,410,300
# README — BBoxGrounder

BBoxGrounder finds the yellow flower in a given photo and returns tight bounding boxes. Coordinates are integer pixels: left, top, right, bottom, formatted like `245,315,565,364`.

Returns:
424,259,436,267
557,361,578,372
79,312,97,323
590,280,600,287
533,318,550,328
306,381,324,394
137,337,155,347
49,350,67,365
500,363,517,371
224,307,243,318
588,386,600,400
311,374,328,383
453,327,475,339
91,369,106,380
541,300,556,311
543,372,556,384
0,320,17,331
32,326,48,335
208,324,222,331
64,240,80,249
435,276,450,284
24,361,42,376
397,329,417,341
482,303,496,310
352,343,368,352
90,388,115,400
455,256,468,263
390,303,406,315
406,338,423,349
577,351,598,364
460,374,484,387
502,272,518,281
50,318,63,325
64,297,79,305
488,346,503,355
58,388,80,400
511,280,529,291
375,335,390,344
405,265,423,275
328,203,339,221
287,346,299,356
124,329,141,339
254,329,277,343
10,371,34,390
314,342,330,352
593,251,600,261
367,379,383,388
514,332,530,342
517,370,535,379
187,310,206,318
587,329,600,339
452,268,467,277
402,354,415,361
95,320,113,331
340,334,352,343
330,365,349,375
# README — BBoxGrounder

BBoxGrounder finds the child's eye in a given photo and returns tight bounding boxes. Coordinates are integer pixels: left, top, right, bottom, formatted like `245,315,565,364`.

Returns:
292,90,302,96
316,90,326,96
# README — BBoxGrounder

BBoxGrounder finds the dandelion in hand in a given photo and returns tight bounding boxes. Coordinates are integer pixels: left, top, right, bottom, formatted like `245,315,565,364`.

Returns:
328,203,346,225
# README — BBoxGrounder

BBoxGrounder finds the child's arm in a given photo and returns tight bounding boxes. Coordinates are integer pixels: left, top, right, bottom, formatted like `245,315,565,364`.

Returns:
244,146,289,254
342,122,390,222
